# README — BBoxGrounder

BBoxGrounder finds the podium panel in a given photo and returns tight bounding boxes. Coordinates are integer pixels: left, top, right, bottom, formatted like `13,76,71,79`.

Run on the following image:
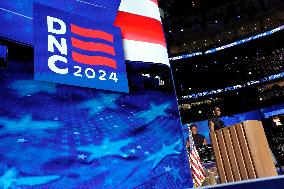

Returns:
210,120,277,183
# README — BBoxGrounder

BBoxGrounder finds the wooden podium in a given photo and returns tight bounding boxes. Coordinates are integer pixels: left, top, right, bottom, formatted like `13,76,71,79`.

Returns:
210,120,277,183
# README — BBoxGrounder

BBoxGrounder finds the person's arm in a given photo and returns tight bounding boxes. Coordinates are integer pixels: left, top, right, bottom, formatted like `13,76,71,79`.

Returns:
208,120,215,132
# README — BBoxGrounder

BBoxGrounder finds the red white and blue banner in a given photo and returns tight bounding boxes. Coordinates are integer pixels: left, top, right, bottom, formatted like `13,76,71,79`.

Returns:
115,0,169,66
0,0,169,66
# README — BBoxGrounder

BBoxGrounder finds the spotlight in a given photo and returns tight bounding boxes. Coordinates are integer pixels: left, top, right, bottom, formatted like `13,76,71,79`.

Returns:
181,29,184,32
198,111,202,114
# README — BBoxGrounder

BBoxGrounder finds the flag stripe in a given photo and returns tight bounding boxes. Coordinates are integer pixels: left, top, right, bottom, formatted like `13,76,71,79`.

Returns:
114,11,166,47
192,171,202,186
190,158,205,176
71,37,115,55
150,0,158,5
122,39,169,66
116,0,169,66
71,24,114,43
72,51,117,69
191,169,203,185
119,0,161,21
188,129,206,187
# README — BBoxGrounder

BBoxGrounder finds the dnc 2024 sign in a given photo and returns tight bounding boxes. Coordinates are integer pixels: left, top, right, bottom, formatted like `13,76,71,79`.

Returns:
33,3,129,93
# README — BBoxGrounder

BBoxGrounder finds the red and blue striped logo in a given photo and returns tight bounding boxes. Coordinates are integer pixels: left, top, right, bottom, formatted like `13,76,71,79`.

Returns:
70,24,117,69
34,3,129,92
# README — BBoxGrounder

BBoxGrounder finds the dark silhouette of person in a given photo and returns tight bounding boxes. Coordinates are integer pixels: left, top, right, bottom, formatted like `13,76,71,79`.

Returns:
208,107,225,132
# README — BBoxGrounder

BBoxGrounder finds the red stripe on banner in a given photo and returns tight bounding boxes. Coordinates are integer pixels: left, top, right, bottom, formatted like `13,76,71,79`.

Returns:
150,0,158,5
114,11,166,47
71,37,115,55
70,24,114,43
72,51,117,69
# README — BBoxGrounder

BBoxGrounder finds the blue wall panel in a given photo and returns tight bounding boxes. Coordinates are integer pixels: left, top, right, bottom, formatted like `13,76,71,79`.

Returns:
0,0,119,44
0,55,193,188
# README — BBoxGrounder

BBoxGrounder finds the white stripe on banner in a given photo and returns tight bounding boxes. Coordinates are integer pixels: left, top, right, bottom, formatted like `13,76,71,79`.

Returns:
119,0,161,22
122,39,169,66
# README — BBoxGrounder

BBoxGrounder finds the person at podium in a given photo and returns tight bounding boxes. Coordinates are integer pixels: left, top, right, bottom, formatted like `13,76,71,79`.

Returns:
208,107,225,132
186,125,207,148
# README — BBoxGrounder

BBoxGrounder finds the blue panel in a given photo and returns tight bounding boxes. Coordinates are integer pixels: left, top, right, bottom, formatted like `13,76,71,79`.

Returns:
261,103,284,118
209,176,284,189
0,51,193,188
0,0,119,45
0,45,7,58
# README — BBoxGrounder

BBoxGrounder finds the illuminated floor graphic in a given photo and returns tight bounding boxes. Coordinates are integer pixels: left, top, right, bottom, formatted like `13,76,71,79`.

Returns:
0,58,192,188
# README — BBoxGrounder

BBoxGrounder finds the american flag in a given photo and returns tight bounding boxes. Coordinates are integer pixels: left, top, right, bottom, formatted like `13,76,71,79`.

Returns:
187,125,206,187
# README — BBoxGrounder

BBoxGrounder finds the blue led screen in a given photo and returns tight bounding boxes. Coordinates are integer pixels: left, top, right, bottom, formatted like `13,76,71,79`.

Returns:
0,48,193,188
0,0,119,45
0,45,7,59
261,103,284,118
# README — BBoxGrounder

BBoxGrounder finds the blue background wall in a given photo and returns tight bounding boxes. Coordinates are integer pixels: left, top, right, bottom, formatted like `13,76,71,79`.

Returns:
0,52,192,188
0,0,120,45
0,1,194,188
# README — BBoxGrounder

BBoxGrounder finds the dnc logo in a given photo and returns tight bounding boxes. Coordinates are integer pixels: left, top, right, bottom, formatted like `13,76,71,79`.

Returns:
34,3,129,93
